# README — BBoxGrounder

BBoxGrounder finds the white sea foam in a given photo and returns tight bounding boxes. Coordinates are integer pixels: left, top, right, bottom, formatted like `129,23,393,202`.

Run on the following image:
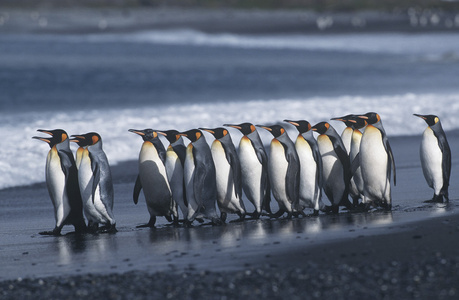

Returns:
2,93,459,189
78,30,459,57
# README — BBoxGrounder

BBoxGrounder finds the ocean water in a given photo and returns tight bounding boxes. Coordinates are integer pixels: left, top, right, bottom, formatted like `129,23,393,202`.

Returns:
1,30,459,189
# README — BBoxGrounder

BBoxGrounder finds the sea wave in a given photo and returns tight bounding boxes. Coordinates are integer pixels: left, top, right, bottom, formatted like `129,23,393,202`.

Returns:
1,93,459,189
81,30,459,56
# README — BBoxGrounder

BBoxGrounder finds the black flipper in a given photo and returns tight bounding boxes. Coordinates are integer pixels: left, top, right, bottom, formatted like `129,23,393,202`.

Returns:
133,175,142,205
90,153,100,204
433,127,451,201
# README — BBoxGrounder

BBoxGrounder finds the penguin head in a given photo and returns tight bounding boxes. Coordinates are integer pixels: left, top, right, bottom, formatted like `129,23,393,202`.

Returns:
347,115,367,130
256,124,286,138
311,122,330,135
331,115,355,127
179,129,203,142
70,135,92,147
357,112,381,125
199,127,229,140
157,129,181,144
223,122,256,136
72,132,102,146
284,119,312,134
413,114,440,127
32,129,69,148
129,129,159,142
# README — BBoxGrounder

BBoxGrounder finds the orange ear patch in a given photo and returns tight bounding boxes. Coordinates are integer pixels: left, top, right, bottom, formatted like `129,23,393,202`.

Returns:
92,135,99,144
280,128,285,135
196,131,202,140
250,125,256,133
61,133,68,141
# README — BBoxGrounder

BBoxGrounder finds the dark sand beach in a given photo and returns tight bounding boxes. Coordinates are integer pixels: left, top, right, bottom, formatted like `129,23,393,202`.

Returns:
1,4,459,299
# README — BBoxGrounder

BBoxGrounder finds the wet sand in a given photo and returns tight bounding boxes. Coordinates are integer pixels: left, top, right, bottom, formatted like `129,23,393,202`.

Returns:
1,131,459,298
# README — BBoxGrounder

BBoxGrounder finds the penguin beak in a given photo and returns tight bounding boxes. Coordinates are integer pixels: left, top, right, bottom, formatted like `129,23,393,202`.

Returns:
357,115,369,120
347,119,357,123
178,133,187,137
128,129,145,136
33,129,54,143
199,128,215,134
330,117,345,122
284,120,299,127
69,135,84,143
223,124,242,130
256,125,272,131
36,129,54,136
413,114,427,120
157,131,167,137
32,136,51,143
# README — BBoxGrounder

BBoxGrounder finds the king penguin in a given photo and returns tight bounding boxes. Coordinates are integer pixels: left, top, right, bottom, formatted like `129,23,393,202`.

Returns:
223,122,271,218
33,129,86,235
257,124,300,218
347,115,368,205
413,114,451,203
200,127,246,222
129,129,176,227
157,129,188,219
180,129,222,226
311,122,352,213
331,115,363,206
356,112,396,210
284,120,325,215
71,133,116,233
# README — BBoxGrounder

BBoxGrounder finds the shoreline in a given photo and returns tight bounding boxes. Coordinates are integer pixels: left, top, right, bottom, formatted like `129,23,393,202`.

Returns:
1,7,459,35
1,211,459,299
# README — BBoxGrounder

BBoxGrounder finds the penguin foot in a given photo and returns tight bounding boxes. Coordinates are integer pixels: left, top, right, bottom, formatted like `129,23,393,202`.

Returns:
311,210,320,217
196,218,205,224
39,227,62,236
220,212,228,223
269,209,285,219
247,211,261,219
99,224,117,234
137,216,156,228
425,195,444,203
211,217,224,226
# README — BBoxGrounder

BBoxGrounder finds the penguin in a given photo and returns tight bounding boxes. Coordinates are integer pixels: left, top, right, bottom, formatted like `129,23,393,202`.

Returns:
129,129,176,227
311,122,352,213
200,127,246,222
33,129,86,235
284,120,325,215
157,129,188,219
223,122,271,218
331,115,363,206
179,129,222,226
70,133,116,233
356,112,396,210
257,124,300,218
347,116,368,205
413,114,451,203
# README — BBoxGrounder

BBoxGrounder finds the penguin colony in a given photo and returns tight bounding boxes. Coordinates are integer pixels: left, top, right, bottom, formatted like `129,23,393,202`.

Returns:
34,112,451,234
